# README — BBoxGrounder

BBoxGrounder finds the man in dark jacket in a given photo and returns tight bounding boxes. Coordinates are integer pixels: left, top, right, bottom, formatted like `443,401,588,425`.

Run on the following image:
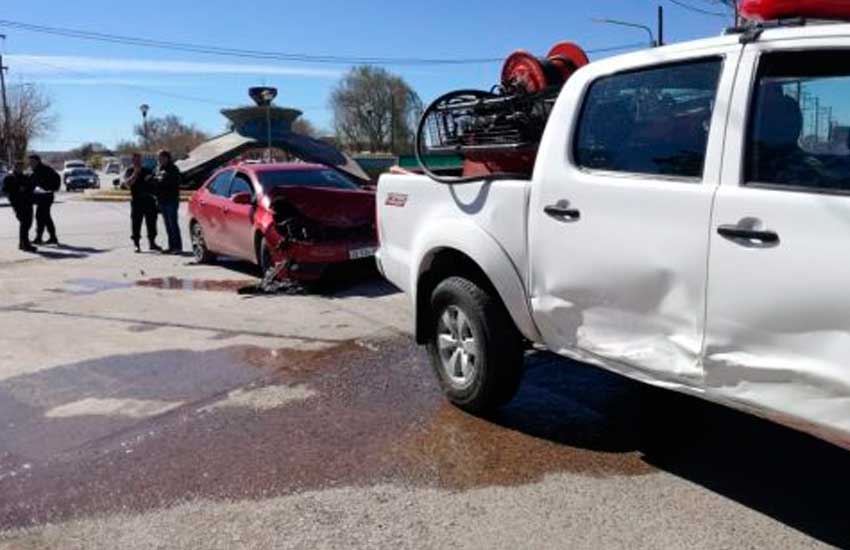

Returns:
153,150,183,253
3,160,37,252
28,154,61,245
127,153,162,253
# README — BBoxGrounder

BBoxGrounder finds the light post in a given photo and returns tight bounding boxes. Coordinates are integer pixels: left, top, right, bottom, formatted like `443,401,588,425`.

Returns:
139,104,150,151
592,18,657,48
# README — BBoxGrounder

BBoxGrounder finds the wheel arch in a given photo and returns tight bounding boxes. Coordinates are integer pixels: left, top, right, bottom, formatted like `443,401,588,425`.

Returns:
412,225,541,345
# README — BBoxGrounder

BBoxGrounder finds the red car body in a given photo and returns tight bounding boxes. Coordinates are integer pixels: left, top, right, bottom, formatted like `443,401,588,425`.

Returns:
188,163,377,281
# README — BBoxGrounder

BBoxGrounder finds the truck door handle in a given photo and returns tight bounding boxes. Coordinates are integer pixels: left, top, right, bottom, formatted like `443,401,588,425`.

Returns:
717,224,779,246
544,202,581,221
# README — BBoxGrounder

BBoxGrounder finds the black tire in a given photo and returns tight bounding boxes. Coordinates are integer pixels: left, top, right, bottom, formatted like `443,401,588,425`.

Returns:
257,236,274,277
191,222,215,264
426,276,524,414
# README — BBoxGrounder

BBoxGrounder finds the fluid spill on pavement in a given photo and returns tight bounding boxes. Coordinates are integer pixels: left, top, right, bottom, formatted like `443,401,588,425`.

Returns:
0,337,660,530
136,277,255,292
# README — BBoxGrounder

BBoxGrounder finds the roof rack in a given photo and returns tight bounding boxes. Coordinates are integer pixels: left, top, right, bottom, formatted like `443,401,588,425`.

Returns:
725,18,811,43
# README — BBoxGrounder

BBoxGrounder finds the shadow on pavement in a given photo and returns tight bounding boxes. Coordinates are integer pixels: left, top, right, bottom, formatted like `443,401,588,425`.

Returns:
498,353,850,547
32,244,111,260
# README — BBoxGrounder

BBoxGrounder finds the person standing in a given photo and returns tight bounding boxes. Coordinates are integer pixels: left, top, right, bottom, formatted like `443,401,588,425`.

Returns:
127,153,162,253
3,160,37,252
29,154,61,245
153,150,183,254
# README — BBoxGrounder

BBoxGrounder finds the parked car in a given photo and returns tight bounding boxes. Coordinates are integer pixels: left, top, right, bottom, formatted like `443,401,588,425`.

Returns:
64,168,100,191
188,163,377,281
105,161,122,175
62,160,87,185
376,21,850,451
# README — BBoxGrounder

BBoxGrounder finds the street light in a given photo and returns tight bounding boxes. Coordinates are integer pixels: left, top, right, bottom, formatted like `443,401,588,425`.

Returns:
592,18,658,48
139,104,150,151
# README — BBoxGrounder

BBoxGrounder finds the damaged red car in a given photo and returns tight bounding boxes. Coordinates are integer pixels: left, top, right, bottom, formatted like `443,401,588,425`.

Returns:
188,163,377,281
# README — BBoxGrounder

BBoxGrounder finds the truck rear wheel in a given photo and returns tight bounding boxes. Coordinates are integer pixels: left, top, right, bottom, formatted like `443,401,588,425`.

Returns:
427,276,524,414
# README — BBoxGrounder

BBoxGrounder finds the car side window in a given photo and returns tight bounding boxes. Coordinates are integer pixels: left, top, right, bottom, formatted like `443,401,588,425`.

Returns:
746,50,850,193
574,58,723,179
229,173,254,197
207,171,233,197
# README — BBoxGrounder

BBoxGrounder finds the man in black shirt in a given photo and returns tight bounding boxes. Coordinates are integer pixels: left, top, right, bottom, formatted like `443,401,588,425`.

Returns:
153,149,183,254
127,153,162,253
28,154,61,245
3,160,37,252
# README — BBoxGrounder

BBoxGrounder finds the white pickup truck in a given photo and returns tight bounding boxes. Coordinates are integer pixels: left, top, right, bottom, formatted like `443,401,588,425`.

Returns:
376,22,850,449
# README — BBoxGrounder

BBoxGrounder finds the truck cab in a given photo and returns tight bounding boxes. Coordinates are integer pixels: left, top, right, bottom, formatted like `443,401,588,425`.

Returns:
377,22,850,449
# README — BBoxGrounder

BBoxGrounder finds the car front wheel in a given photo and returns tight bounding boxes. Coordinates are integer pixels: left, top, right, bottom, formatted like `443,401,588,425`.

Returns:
426,276,524,415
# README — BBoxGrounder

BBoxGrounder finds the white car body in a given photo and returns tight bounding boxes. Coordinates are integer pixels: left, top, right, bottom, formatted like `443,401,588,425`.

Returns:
62,160,87,182
377,23,850,450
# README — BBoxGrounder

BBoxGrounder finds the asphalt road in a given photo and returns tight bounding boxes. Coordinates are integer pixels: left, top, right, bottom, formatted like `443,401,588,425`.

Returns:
0,196,848,549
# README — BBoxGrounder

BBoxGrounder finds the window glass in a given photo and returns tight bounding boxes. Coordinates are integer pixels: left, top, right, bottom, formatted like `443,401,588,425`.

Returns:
575,58,723,178
747,50,850,192
207,171,233,196
229,173,254,197
257,169,359,192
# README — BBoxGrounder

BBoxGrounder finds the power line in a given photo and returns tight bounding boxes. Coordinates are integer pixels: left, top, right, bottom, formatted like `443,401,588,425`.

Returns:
667,0,729,17
17,57,230,106
0,18,647,67
0,19,504,66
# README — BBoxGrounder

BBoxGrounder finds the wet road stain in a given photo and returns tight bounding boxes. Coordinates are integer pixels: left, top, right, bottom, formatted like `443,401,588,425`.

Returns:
1,338,850,547
136,277,255,292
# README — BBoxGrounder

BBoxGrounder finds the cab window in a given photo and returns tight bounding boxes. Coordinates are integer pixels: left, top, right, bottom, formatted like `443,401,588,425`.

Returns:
575,58,723,179
746,50,850,193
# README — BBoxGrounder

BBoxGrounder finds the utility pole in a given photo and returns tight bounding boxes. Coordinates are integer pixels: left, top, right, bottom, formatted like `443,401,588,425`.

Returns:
657,6,665,47
0,34,12,165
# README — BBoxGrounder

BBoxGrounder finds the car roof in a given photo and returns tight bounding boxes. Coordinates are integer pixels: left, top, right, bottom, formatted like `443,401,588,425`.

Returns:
227,162,329,175
575,22,850,77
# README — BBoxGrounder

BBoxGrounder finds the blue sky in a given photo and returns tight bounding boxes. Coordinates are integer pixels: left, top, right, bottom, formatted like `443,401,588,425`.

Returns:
2,0,735,151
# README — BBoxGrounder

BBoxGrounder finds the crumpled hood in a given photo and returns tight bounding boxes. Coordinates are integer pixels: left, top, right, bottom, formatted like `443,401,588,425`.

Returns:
268,186,376,228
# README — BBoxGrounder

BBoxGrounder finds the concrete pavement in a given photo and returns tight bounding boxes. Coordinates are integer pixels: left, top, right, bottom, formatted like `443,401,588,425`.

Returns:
0,196,847,549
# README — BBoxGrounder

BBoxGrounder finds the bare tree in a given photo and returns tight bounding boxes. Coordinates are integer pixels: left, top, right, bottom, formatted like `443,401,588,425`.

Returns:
292,117,319,138
330,66,423,154
0,84,57,160
132,114,209,158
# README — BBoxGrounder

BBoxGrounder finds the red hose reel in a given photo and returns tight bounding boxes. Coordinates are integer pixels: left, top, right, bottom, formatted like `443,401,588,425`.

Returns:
501,42,590,95
415,41,589,182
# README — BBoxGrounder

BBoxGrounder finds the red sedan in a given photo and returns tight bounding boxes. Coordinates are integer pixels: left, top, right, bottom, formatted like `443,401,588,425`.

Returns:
188,163,377,281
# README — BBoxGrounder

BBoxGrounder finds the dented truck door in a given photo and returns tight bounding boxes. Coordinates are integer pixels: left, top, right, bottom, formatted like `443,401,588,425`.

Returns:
704,40,850,437
529,42,741,382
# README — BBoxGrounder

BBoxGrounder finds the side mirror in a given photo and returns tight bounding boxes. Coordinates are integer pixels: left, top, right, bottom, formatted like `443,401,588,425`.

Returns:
231,191,253,205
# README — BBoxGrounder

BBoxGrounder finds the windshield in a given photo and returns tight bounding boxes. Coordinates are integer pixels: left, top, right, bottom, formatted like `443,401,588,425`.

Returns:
70,169,95,176
258,169,359,192
66,162,86,169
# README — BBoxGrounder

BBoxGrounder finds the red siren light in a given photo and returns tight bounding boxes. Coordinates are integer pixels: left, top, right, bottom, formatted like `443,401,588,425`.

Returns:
741,0,850,22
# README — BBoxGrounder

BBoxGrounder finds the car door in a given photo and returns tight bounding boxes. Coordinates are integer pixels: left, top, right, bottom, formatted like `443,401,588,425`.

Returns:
197,170,234,254
221,171,257,262
529,44,740,382
704,42,850,437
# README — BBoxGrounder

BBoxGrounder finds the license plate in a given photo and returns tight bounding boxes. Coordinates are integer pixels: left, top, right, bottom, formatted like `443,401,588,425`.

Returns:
349,247,377,260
